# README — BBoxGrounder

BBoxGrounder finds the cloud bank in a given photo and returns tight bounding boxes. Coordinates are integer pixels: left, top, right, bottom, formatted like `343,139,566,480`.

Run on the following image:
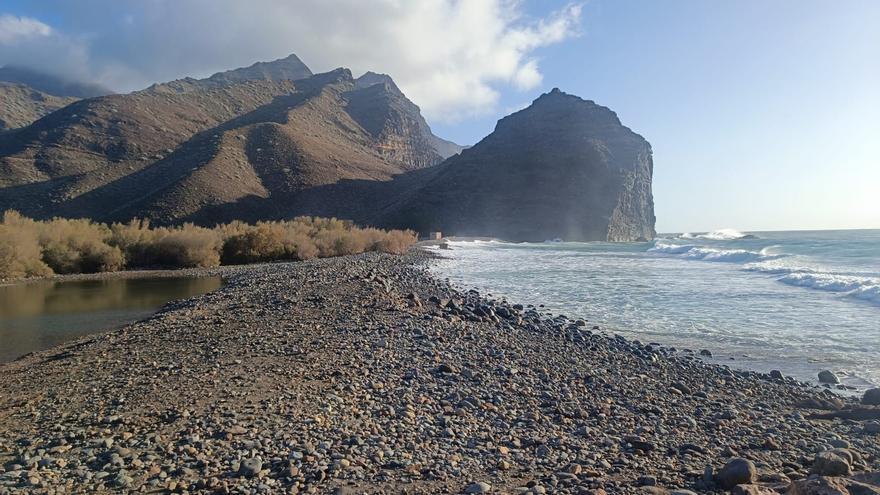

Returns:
0,1,581,121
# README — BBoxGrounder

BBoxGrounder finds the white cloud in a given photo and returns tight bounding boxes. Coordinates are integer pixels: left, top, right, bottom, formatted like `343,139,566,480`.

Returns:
0,1,583,122
0,15,52,43
0,14,95,82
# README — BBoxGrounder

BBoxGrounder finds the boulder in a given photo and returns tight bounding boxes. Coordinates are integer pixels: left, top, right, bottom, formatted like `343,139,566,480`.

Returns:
818,370,840,384
717,458,757,489
863,388,880,406
811,451,851,476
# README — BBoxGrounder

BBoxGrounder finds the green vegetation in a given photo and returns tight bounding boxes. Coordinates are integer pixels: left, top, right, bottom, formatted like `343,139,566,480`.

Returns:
0,211,417,280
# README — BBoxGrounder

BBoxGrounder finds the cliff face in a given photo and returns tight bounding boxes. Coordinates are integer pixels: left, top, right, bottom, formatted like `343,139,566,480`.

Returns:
378,89,656,241
347,73,463,170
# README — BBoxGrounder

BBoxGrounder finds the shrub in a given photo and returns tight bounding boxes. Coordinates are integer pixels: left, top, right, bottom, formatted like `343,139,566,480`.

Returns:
110,219,157,267
36,217,124,274
0,210,417,278
221,223,288,264
0,223,52,279
144,225,222,268
375,229,419,254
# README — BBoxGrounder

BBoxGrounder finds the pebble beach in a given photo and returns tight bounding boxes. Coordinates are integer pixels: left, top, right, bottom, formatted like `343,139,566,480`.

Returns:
1,250,878,494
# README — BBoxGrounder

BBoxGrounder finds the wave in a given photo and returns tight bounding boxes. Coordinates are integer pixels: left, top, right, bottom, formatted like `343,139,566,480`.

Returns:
780,272,880,305
677,229,755,240
701,228,749,240
649,241,783,263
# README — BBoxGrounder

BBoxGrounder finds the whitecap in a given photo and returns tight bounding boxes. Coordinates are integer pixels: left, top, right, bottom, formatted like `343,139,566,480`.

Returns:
649,241,783,263
697,228,749,240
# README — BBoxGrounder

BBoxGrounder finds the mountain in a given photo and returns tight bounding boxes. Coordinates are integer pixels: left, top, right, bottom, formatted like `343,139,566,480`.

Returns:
0,82,78,130
0,66,111,98
373,89,656,241
0,55,654,242
145,53,313,93
0,56,462,224
205,53,313,86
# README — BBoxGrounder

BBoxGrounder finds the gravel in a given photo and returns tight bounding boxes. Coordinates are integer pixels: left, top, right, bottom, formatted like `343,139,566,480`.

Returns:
0,250,878,494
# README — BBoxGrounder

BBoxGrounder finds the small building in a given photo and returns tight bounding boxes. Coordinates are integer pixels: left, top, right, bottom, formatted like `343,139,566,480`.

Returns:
426,231,443,240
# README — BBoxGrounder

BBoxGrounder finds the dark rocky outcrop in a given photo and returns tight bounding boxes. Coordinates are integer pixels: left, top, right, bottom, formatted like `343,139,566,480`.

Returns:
377,89,656,241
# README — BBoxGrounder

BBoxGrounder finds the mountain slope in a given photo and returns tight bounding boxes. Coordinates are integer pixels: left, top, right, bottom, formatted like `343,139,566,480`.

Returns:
0,82,78,130
104,70,461,224
0,60,462,224
0,56,652,242
375,89,656,241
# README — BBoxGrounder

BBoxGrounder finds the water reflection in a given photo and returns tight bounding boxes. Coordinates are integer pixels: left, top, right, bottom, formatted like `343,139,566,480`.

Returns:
0,276,223,363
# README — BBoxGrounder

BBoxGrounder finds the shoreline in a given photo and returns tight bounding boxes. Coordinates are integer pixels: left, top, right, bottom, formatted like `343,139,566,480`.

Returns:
1,251,878,493
0,262,276,287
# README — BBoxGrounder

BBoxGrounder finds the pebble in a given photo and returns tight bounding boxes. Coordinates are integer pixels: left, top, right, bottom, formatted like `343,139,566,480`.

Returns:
0,252,876,494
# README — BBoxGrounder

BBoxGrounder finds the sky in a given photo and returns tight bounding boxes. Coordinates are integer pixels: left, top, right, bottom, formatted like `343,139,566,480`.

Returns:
0,0,878,233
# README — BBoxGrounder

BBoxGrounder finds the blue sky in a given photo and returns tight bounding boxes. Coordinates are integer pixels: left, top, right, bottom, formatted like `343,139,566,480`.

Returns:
1,0,878,232
435,1,880,233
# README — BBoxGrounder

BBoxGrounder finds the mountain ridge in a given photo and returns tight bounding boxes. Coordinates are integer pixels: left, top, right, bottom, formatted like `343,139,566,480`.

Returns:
0,55,654,241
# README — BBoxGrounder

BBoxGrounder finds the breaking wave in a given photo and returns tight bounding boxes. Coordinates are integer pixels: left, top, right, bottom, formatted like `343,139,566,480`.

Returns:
649,241,783,263
650,240,880,305
679,229,753,240
778,272,880,304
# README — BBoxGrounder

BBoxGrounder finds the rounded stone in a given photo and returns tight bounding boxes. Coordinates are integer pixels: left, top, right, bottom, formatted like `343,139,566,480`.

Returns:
464,482,492,493
817,370,840,384
811,451,851,476
716,458,757,489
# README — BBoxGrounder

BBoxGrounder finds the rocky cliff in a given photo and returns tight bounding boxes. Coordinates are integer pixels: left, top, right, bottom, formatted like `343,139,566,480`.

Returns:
376,89,656,241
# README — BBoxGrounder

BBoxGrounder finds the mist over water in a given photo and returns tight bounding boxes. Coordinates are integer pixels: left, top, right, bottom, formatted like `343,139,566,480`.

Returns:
429,229,880,389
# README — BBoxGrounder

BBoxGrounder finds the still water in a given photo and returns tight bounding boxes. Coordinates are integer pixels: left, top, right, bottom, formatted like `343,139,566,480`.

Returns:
0,276,223,363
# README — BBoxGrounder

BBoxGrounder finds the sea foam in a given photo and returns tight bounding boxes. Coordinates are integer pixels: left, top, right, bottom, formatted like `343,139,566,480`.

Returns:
778,272,880,304
678,229,750,240
649,241,781,263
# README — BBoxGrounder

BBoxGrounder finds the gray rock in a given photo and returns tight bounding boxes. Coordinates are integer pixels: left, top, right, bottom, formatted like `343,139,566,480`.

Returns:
829,439,850,449
810,451,850,476
863,388,880,405
817,370,840,384
716,458,757,489
464,481,492,493
238,457,262,478
112,471,132,488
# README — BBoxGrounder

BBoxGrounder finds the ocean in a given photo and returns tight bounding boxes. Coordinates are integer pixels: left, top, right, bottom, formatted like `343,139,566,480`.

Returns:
428,229,880,390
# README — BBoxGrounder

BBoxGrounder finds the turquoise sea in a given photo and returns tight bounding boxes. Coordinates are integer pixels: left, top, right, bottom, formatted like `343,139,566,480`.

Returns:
429,229,880,389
